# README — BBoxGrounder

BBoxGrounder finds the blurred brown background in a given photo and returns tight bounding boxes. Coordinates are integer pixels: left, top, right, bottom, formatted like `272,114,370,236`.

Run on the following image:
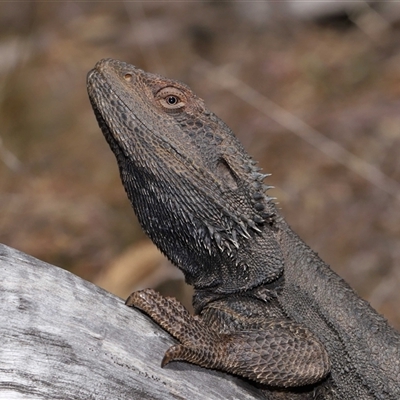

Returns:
1,2,400,329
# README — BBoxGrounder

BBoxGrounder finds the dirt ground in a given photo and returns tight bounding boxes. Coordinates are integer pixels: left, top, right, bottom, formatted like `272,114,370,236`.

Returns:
1,2,400,330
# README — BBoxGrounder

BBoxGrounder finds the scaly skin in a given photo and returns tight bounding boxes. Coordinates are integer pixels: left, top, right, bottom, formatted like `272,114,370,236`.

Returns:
87,58,400,399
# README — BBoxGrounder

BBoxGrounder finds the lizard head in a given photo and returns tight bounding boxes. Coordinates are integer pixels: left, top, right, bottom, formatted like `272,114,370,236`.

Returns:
87,59,284,294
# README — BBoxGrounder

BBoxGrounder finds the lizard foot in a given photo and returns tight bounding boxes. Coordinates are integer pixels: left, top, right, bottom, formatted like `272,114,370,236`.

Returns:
126,289,330,388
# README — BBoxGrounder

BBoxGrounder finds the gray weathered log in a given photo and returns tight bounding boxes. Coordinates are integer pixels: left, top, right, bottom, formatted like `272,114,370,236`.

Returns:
0,243,261,400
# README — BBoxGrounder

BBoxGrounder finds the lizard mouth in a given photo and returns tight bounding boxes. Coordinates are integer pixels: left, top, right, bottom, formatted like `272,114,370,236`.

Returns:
87,69,113,133
87,69,136,172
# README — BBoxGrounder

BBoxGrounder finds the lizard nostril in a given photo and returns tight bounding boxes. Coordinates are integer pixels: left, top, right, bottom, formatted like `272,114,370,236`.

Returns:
124,73,133,82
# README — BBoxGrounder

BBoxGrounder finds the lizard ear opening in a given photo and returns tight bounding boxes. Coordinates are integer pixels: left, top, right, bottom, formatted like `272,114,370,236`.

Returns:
216,158,238,190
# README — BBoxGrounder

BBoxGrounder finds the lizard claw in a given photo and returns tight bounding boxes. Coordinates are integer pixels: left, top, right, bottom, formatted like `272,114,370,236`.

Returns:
161,344,185,367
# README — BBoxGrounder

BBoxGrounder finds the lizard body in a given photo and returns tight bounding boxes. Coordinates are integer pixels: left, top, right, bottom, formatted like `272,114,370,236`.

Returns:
87,59,400,399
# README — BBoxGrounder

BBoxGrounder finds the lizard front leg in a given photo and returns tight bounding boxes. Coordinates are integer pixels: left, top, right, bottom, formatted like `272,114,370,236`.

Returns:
126,289,330,388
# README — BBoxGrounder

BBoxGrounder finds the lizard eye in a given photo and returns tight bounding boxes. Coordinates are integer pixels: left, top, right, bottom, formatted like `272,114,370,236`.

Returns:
166,95,178,105
157,87,186,111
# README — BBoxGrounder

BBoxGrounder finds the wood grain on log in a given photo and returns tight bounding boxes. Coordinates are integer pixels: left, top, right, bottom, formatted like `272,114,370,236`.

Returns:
0,243,261,400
